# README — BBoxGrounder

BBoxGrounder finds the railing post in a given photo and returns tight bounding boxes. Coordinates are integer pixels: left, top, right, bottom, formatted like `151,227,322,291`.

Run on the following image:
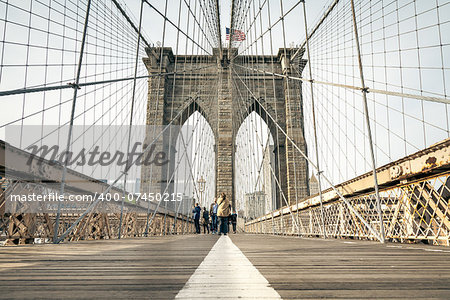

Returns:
350,0,385,243
300,0,326,238
53,0,92,243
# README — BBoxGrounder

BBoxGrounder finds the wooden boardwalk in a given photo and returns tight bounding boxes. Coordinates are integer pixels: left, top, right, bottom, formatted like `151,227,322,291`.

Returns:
1,234,449,299
0,235,217,299
233,235,450,299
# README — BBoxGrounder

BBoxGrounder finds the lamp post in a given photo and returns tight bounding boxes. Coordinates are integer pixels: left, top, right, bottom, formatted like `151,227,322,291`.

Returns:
198,176,206,207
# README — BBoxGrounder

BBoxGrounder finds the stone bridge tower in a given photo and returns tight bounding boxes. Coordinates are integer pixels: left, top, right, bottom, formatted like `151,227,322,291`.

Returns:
141,47,309,209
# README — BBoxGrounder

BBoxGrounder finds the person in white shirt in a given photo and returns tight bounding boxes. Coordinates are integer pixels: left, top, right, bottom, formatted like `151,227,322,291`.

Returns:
209,198,219,234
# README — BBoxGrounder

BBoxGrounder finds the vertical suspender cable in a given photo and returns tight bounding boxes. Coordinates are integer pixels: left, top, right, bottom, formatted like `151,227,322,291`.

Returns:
144,0,170,236
53,0,92,243
118,0,144,239
266,0,280,234
301,0,326,238
350,0,385,243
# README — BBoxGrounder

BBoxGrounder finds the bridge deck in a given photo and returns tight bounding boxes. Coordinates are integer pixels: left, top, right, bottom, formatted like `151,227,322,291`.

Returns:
1,235,449,299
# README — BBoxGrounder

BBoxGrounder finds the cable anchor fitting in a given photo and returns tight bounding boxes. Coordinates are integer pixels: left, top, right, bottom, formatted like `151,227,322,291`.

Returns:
68,82,81,90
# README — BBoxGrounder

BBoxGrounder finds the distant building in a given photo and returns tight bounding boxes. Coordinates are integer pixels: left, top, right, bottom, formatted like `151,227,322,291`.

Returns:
244,191,265,220
180,194,194,215
262,144,276,213
134,178,140,193
309,174,319,196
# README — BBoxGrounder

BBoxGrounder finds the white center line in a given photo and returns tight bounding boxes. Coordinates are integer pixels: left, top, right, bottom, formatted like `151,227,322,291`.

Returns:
175,236,282,299
423,249,443,252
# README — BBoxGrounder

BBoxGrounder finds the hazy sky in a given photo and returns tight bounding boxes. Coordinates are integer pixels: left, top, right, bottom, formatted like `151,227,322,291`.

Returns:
121,0,331,53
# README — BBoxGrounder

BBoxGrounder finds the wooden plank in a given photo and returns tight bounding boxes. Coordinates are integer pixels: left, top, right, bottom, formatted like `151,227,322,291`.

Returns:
0,235,218,299
231,234,450,299
1,234,450,298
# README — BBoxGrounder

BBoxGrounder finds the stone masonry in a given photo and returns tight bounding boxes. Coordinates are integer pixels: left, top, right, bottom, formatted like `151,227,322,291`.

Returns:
141,47,309,209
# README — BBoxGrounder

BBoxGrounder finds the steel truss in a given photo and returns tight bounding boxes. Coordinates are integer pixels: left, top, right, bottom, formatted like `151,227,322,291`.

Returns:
0,179,194,245
246,139,450,246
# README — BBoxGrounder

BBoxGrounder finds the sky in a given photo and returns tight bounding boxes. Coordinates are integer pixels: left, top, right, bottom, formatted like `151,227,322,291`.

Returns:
120,0,332,54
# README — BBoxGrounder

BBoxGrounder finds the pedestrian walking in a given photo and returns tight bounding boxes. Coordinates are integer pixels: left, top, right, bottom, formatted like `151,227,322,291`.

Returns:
193,203,201,234
230,210,237,233
202,207,210,234
210,198,218,234
217,193,230,236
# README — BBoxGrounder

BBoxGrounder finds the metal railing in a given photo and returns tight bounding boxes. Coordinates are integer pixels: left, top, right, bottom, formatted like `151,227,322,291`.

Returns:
245,139,450,246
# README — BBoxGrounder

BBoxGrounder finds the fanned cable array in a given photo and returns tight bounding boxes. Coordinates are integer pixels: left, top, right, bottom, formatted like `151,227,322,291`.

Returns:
0,0,222,242
0,0,449,245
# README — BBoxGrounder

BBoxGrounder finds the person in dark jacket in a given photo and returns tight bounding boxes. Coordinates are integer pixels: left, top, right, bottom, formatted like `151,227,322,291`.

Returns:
202,207,210,234
230,210,238,233
193,203,201,234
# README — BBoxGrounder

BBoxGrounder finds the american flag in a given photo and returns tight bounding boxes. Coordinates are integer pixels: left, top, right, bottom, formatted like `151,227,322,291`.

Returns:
226,27,246,41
